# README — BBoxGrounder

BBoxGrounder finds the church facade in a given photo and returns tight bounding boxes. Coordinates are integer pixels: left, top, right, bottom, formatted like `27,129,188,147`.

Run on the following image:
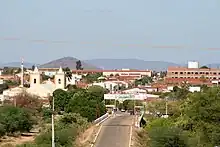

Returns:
26,66,66,98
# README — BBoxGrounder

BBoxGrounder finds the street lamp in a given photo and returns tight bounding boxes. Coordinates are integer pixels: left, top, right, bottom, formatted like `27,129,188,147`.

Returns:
51,95,55,147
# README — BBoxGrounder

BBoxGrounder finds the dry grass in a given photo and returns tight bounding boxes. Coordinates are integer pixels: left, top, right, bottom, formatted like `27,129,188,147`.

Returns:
0,135,35,147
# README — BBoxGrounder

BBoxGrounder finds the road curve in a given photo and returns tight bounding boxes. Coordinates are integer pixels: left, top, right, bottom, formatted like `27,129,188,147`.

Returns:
94,112,134,147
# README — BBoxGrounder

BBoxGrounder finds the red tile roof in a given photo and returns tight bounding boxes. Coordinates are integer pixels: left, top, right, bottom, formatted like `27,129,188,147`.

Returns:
165,78,212,85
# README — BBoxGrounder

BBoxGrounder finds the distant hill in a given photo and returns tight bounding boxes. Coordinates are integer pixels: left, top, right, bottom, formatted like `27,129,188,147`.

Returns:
0,62,35,68
84,59,180,71
39,57,100,70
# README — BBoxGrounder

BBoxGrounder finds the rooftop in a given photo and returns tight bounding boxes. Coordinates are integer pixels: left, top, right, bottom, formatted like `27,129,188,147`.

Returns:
167,66,220,71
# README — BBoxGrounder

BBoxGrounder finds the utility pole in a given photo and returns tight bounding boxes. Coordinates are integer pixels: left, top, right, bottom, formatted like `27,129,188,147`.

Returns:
20,57,24,87
133,95,136,115
165,97,168,118
52,96,55,147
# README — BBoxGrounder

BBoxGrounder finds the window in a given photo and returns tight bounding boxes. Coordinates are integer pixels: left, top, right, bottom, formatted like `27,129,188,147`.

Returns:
58,79,61,84
34,79,36,84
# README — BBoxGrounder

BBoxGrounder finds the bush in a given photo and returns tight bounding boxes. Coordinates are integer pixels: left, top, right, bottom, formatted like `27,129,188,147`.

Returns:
148,126,188,147
42,108,52,121
34,124,78,147
0,105,35,136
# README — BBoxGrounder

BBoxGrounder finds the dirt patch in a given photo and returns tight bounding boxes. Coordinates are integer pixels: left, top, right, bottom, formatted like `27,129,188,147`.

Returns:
0,135,35,147
76,125,101,147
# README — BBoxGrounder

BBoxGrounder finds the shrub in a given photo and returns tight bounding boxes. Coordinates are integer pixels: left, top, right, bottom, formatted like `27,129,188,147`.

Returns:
0,105,34,135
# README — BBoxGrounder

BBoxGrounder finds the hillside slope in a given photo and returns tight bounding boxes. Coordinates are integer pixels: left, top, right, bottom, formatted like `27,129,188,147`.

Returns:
84,59,180,71
40,57,100,69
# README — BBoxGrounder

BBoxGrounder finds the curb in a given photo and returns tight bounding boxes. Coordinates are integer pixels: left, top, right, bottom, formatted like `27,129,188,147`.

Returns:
95,114,111,126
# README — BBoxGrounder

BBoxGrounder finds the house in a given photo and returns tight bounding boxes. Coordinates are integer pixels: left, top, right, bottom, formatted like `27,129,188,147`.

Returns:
91,80,129,91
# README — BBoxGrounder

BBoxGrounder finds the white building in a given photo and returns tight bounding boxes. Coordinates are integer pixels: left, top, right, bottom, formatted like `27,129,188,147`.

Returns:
1,66,68,102
27,66,66,98
103,69,152,77
38,68,59,77
122,88,146,94
91,80,129,91
104,93,159,101
66,74,82,86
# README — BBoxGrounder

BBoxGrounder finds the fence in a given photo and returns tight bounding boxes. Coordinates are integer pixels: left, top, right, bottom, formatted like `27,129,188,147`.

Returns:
93,113,109,124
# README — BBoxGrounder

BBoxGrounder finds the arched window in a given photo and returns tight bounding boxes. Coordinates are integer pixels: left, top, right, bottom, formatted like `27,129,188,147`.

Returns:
34,79,36,84
58,79,61,84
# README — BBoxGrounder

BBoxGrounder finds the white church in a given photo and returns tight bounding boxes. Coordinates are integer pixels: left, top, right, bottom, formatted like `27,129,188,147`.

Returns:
1,64,68,103
26,66,66,98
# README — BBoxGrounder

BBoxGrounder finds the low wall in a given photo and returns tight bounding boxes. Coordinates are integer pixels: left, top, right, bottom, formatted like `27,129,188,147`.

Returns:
93,113,109,124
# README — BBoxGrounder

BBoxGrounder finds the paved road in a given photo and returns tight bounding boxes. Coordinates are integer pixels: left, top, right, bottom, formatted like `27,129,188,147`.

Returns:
94,112,134,147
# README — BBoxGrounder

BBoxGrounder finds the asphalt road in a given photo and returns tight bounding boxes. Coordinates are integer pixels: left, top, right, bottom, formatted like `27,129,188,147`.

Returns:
94,112,134,147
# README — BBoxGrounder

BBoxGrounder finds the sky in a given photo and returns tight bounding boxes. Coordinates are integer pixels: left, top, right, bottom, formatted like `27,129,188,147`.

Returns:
0,0,220,64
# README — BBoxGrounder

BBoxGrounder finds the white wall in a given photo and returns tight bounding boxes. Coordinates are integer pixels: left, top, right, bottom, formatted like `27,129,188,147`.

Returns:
189,87,201,92
188,61,199,68
44,71,57,77
123,88,146,94
103,70,152,77
92,82,118,90
167,86,174,91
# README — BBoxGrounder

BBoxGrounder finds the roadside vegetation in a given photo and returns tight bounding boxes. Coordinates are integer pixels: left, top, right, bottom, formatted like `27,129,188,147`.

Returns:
136,85,220,147
0,85,107,147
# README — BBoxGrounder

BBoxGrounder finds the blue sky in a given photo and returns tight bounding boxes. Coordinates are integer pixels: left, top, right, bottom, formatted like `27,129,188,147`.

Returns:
0,0,220,64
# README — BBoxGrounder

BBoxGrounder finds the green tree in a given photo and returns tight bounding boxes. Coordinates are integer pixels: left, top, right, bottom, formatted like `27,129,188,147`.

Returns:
63,67,72,79
84,73,102,83
53,89,71,112
87,85,107,101
41,73,51,81
32,65,35,71
0,105,34,135
76,60,83,70
171,86,190,100
135,76,153,86
137,118,188,147
177,87,220,146
0,83,9,94
65,90,106,122
66,84,77,91
200,65,209,69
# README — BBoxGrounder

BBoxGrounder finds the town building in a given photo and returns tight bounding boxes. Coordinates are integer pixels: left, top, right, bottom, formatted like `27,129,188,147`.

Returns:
90,80,129,91
1,65,70,105
166,61,220,85
72,69,152,78
167,61,220,80
38,68,59,77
